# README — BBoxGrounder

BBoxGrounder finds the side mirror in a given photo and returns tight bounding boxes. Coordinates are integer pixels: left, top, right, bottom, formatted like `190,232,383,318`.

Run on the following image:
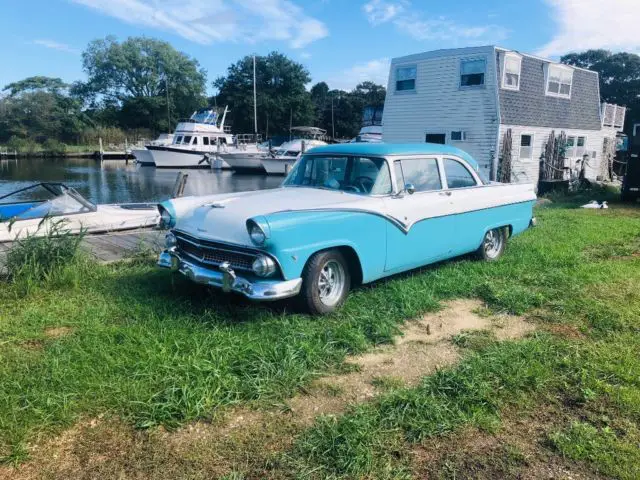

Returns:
405,183,416,195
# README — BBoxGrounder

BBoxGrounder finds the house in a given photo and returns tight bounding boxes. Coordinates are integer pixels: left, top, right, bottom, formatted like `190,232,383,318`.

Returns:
382,46,625,185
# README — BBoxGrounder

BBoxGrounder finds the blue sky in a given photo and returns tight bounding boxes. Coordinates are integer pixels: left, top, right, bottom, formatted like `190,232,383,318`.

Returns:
1,0,638,94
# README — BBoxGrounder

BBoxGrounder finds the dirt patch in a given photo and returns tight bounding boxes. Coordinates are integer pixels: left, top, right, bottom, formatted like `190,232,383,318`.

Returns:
411,406,600,480
2,299,536,479
546,323,586,340
43,327,73,339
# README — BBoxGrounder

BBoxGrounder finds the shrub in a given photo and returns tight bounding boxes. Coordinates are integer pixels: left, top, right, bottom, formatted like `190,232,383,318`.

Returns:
42,138,67,156
5,136,40,155
5,218,85,289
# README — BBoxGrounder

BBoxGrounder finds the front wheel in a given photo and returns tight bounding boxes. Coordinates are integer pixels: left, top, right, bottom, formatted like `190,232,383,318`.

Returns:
298,250,351,315
476,227,507,262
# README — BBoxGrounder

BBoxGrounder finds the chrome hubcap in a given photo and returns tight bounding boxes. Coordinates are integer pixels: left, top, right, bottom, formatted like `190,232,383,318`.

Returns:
318,260,345,307
484,229,503,258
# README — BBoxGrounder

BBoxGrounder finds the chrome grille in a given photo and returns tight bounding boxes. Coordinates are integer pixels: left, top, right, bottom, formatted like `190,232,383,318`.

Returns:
174,231,259,272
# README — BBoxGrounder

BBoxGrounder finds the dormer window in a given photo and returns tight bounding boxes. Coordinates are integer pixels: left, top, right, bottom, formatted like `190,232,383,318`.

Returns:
546,64,573,99
502,53,522,90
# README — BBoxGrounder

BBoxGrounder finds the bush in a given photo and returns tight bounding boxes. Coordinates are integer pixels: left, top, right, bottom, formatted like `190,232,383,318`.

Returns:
5,219,86,289
42,138,67,156
5,136,40,155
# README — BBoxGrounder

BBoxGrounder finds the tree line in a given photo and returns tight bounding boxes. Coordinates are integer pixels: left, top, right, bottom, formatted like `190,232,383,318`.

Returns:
0,36,638,151
0,36,386,150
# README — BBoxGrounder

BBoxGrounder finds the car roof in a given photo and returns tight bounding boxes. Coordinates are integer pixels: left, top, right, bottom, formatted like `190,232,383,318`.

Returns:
305,143,480,171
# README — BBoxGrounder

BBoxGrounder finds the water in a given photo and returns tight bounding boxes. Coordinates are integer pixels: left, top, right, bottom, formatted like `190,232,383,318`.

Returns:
0,157,283,203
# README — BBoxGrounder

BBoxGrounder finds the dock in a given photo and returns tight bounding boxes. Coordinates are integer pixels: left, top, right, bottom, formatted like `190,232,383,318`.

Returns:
0,229,164,271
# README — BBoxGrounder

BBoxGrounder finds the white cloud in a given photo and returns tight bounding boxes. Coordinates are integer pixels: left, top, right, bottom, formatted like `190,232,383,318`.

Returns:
363,0,405,26
362,1,508,45
329,58,390,91
71,0,328,48
32,39,79,54
537,0,640,57
299,51,312,59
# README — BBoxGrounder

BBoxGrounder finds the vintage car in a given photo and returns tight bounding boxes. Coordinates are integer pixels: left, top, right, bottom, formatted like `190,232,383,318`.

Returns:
157,144,537,314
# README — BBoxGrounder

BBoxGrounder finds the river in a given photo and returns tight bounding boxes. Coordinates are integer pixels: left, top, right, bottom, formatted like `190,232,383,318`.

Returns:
0,157,283,203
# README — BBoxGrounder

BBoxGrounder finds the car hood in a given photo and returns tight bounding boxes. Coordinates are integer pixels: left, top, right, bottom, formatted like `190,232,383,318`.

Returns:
175,187,370,245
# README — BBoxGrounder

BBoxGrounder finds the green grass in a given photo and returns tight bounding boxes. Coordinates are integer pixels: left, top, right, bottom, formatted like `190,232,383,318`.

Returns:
1,191,639,478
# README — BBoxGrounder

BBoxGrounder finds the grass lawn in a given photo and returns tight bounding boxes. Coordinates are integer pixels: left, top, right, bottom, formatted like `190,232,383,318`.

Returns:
1,190,639,478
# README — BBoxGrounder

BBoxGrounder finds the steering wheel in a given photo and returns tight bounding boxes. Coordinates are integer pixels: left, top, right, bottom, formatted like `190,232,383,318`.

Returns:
353,176,374,193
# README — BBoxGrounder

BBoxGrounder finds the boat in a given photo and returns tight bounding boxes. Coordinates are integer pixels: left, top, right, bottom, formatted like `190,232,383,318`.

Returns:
351,125,383,143
132,133,174,166
0,183,159,242
147,108,265,169
260,127,328,175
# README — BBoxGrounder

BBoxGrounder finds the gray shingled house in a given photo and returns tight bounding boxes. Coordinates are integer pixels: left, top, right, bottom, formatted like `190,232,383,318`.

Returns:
382,46,625,185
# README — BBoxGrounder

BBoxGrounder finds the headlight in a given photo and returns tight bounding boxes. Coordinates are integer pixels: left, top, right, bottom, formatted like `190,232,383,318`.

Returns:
252,255,276,277
165,232,177,249
160,208,173,229
248,223,266,245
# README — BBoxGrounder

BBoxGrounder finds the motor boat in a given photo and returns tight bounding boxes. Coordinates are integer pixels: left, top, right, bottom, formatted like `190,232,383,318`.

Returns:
260,127,328,175
132,133,174,166
147,107,265,169
0,183,159,242
351,125,383,143
218,134,269,173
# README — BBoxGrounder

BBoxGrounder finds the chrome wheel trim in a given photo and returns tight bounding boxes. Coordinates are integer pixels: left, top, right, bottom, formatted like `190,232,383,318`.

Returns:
483,229,503,259
318,260,346,307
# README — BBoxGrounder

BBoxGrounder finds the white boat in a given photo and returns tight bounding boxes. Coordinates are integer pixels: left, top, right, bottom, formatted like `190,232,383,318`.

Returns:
260,127,328,175
0,183,158,242
147,108,265,170
351,125,383,143
132,133,174,166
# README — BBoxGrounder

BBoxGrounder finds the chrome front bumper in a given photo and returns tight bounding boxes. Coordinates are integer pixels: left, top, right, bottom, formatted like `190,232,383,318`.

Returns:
157,250,302,301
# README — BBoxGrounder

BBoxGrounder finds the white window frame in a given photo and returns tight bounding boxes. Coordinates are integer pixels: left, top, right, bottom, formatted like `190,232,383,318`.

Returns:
575,135,587,158
518,133,534,161
545,64,573,99
564,135,587,158
450,131,467,142
502,53,522,91
395,64,417,93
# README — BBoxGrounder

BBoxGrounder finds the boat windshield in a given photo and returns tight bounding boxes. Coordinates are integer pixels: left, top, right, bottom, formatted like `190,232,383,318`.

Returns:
283,155,392,195
0,183,96,222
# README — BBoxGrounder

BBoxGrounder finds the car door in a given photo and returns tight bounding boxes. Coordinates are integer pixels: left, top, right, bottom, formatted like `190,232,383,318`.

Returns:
440,157,484,255
383,156,453,272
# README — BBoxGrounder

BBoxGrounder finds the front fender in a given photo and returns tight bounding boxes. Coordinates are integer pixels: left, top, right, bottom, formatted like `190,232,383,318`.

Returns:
262,210,388,282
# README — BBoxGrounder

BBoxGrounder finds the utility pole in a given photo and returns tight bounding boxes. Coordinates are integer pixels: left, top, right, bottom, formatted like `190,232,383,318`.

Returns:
165,76,171,132
253,55,258,136
331,95,335,140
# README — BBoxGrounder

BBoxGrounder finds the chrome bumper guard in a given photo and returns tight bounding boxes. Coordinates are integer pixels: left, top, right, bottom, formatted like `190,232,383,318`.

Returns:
157,250,302,301
530,217,537,227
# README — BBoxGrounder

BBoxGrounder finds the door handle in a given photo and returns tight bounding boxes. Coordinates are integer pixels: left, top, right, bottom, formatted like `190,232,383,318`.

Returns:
439,191,452,196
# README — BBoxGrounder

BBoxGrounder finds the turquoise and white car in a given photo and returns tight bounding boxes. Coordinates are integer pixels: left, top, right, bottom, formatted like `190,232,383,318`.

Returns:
157,144,536,314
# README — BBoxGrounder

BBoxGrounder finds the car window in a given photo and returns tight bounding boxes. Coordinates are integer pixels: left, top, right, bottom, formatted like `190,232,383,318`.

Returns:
443,158,477,189
398,158,442,192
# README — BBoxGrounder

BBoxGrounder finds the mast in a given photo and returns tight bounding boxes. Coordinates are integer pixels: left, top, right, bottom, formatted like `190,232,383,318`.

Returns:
165,76,171,133
253,55,258,136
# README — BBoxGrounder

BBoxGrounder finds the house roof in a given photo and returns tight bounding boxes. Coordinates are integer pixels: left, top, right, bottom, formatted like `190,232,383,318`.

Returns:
305,143,480,171
496,50,602,130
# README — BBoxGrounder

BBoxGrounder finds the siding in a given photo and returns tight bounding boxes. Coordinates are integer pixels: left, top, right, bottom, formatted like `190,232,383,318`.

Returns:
382,46,499,179
497,51,602,130
499,124,615,186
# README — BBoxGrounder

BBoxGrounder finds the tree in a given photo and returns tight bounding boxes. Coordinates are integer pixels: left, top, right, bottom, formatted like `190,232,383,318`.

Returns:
0,76,89,143
309,81,386,139
81,36,207,132
214,52,314,136
562,50,640,134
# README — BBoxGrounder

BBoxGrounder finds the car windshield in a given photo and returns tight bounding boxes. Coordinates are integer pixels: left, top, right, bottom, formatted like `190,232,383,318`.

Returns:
283,155,392,195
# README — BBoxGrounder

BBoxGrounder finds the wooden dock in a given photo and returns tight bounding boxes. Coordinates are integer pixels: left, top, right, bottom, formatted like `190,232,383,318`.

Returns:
0,229,165,269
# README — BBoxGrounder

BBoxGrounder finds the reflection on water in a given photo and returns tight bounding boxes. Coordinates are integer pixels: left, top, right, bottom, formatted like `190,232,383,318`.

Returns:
0,157,282,203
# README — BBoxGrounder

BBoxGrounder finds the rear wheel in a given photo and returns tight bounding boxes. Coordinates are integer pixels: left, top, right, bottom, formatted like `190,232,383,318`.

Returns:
476,227,507,261
298,250,351,315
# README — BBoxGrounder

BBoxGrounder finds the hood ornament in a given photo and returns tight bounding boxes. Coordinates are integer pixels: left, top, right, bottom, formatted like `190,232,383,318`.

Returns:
209,202,226,209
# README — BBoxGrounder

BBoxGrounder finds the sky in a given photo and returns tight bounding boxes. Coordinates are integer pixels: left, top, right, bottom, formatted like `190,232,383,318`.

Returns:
0,0,639,95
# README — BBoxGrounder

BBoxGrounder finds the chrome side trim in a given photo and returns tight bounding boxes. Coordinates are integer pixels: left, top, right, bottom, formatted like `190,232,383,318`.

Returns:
158,251,302,301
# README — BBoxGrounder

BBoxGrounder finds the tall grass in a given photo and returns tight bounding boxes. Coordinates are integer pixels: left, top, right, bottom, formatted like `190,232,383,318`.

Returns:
5,219,86,292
